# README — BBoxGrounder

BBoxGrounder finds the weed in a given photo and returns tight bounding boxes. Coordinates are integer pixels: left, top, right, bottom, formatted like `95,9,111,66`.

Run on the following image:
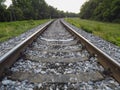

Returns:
65,18,120,47
0,19,49,42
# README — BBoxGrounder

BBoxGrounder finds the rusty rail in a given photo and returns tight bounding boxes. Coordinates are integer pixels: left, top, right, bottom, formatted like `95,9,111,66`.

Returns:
60,20,120,83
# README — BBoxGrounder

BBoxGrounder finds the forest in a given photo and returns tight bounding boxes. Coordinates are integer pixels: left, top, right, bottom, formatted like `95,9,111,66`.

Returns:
80,0,120,23
0,0,78,22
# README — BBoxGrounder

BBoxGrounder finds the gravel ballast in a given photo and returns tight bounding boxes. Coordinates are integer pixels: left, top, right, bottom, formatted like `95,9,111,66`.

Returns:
0,58,119,90
1,20,119,63
0,22,49,57
0,20,120,90
63,20,120,63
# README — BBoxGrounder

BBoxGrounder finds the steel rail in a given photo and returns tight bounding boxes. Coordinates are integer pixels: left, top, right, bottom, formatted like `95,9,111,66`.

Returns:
60,20,120,83
0,20,53,78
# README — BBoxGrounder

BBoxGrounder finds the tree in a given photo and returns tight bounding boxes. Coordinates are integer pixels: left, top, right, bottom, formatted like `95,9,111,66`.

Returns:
0,0,78,22
79,0,120,23
110,0,120,22
80,0,101,19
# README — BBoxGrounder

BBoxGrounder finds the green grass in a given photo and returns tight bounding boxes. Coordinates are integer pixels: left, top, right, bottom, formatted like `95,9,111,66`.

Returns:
65,18,120,47
0,19,49,42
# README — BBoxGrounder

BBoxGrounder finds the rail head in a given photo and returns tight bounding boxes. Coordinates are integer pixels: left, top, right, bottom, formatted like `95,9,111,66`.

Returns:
0,20,54,78
61,20,120,83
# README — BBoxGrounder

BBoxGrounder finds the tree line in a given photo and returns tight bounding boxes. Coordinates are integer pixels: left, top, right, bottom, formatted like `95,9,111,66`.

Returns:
80,0,120,23
0,0,78,22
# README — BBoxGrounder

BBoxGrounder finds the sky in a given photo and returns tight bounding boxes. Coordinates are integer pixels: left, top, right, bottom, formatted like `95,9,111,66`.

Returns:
45,0,87,13
4,0,87,13
4,0,12,8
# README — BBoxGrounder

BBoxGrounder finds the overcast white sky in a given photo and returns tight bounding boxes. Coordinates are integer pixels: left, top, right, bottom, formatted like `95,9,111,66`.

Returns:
45,0,87,13
4,0,12,8
5,0,87,13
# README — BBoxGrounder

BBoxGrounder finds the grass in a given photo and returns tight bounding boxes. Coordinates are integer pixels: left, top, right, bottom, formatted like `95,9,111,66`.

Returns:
65,18,120,47
0,19,49,42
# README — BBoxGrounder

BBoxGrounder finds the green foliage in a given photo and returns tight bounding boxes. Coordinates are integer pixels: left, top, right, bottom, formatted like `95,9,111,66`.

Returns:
80,0,120,23
81,26,93,33
0,0,78,22
80,0,101,19
0,19,49,42
65,18,120,47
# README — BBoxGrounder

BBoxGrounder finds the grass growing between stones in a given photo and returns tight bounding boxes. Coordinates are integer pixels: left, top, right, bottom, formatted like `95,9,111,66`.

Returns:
0,19,49,42
65,18,120,47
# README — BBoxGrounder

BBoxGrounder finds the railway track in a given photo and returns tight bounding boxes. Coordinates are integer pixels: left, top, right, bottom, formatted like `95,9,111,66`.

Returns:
0,20,120,89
